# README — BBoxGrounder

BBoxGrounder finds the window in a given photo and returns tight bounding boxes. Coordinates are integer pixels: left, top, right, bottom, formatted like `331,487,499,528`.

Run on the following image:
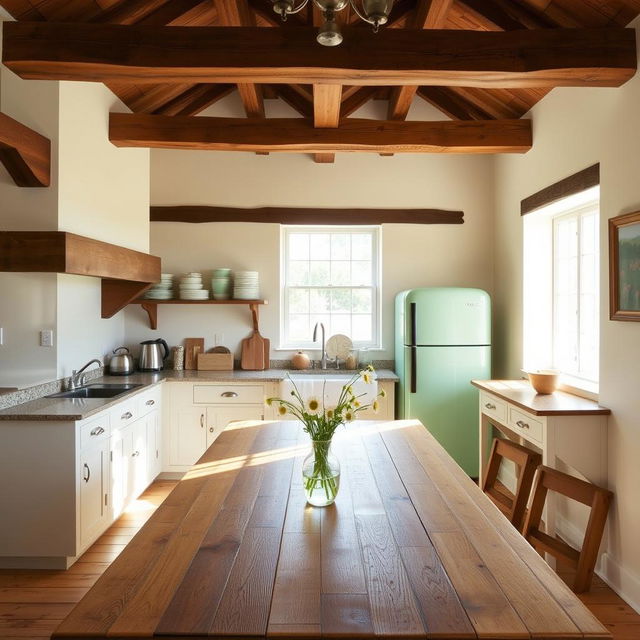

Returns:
281,226,380,349
523,186,600,392
553,207,599,382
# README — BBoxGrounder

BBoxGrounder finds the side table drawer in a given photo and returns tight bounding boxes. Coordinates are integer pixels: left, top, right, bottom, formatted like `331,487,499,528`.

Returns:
509,407,543,444
480,392,507,423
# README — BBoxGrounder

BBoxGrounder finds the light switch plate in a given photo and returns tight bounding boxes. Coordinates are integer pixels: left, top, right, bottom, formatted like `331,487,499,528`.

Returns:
40,329,54,347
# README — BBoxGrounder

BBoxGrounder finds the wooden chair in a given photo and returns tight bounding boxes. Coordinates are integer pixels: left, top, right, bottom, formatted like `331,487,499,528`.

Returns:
522,465,613,593
481,437,542,531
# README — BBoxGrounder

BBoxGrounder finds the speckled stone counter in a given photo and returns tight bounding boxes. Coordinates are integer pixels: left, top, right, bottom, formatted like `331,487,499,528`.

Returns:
0,369,398,421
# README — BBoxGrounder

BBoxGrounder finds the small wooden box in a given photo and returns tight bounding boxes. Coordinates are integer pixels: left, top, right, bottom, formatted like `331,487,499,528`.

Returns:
197,353,234,371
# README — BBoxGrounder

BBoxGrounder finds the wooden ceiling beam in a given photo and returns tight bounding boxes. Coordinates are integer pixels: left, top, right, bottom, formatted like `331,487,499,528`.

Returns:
91,0,169,25
313,83,342,163
417,87,494,120
269,85,314,118
108,113,533,154
152,84,234,116
458,0,558,31
7,23,633,88
0,111,51,187
340,87,378,118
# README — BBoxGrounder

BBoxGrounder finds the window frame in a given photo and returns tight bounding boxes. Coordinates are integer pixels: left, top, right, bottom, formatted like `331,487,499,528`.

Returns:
279,225,382,351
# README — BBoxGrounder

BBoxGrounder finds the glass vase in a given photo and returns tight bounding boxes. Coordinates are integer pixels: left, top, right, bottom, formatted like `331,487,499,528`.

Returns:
302,439,340,507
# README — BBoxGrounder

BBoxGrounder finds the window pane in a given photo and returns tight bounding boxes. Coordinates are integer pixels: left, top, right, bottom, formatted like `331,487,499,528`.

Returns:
352,289,372,313
331,289,351,313
310,234,330,259
331,261,351,286
310,289,331,313
352,234,372,260
331,314,351,336
309,261,330,285
352,315,372,341
289,288,309,313
331,234,350,260
289,233,309,260
352,261,372,286
290,314,309,341
289,261,309,286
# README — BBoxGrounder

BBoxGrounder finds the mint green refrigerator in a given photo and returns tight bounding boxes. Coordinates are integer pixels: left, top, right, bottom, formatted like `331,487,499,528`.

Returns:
395,288,491,477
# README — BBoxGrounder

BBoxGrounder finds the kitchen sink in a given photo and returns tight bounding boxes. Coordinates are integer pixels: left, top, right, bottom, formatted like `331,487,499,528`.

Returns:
48,383,143,399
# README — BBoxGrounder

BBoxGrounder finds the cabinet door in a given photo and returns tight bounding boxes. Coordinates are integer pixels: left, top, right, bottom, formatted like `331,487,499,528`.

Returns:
80,440,109,549
109,430,127,520
147,410,161,482
207,406,264,447
130,418,148,499
170,408,207,467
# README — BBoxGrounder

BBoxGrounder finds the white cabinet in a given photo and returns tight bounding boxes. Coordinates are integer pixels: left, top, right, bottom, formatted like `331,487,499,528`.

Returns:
79,438,109,549
147,409,162,480
165,382,271,473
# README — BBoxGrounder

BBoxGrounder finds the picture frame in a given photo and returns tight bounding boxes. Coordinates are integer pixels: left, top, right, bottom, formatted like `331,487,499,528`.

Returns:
609,210,640,321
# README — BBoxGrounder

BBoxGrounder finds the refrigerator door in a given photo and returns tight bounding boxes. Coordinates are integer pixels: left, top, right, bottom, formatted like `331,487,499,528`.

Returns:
403,344,490,477
403,288,490,346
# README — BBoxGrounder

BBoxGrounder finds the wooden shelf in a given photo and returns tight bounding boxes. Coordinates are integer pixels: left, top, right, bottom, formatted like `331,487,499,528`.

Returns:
130,299,267,330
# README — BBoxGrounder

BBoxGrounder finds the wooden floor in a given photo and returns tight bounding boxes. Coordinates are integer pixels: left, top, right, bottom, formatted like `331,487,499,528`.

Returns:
1,480,639,640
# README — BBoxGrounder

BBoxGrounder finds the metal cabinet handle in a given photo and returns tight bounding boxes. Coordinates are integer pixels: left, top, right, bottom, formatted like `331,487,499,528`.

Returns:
90,426,105,436
145,399,155,406
83,463,90,483
484,403,496,410
221,391,238,398
132,450,140,457
516,420,530,430
200,414,205,428
121,411,133,420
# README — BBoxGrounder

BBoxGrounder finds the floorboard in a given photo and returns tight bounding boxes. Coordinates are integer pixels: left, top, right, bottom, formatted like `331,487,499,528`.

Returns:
0,480,638,640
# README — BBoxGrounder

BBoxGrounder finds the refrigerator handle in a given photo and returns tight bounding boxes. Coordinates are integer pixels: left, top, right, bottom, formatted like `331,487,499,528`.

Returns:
410,302,417,346
410,346,417,394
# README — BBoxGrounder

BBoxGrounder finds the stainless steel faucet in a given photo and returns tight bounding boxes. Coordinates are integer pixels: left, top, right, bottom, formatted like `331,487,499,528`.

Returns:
313,322,327,370
69,359,102,390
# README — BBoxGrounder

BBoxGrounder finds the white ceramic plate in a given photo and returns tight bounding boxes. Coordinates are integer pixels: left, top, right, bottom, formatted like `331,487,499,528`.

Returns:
326,334,353,360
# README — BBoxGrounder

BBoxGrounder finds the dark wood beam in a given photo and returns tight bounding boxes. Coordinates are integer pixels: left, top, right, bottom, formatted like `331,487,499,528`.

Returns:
313,84,342,164
458,0,557,31
109,113,533,154
269,85,313,118
152,84,234,116
340,87,378,118
4,23,636,88
521,164,600,216
417,87,494,120
150,205,464,225
0,111,51,187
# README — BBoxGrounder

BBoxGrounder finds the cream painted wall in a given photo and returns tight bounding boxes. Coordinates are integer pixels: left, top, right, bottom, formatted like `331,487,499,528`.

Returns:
494,17,640,610
123,93,495,361
0,16,59,386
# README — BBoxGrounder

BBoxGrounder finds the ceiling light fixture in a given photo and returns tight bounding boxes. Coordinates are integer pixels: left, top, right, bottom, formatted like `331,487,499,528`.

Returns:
272,0,394,46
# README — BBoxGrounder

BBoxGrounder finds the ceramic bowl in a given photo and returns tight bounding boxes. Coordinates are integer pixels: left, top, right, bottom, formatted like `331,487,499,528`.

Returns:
526,370,560,394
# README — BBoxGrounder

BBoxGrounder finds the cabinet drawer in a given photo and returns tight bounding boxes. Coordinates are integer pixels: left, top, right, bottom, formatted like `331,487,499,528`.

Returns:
111,400,137,431
193,384,264,405
509,407,543,444
480,392,507,423
137,386,161,417
80,414,111,449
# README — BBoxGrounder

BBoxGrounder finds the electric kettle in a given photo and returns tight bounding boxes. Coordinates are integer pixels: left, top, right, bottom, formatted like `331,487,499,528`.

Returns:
139,338,169,371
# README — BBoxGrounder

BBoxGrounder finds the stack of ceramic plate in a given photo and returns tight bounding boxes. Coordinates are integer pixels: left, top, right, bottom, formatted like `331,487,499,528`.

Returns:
233,271,260,300
179,272,209,300
211,268,232,300
143,273,174,300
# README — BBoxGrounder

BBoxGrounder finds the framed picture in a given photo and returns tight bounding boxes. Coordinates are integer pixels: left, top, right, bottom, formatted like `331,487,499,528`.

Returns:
609,210,640,321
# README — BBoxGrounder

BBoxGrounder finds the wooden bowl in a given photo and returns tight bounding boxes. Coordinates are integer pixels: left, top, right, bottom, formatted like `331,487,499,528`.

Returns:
526,370,560,394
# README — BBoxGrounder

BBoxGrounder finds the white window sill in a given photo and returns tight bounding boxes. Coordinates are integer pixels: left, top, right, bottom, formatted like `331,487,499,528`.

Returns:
557,375,599,401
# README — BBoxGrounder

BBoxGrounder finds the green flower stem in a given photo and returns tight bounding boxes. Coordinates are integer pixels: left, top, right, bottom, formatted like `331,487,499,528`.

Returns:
304,440,338,503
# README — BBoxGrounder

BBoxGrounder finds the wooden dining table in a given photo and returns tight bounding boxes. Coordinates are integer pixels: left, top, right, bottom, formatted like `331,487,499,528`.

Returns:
53,418,610,640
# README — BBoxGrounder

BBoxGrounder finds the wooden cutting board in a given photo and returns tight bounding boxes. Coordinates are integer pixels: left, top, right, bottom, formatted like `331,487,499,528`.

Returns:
184,338,205,370
241,331,266,371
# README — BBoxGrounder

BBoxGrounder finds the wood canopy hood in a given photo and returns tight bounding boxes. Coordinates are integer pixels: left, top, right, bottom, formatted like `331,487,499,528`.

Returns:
0,112,51,187
150,206,464,225
0,232,161,319
2,23,636,88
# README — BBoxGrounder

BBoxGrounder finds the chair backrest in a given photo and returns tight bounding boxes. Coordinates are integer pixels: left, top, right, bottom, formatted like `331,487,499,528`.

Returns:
481,437,541,531
522,465,613,593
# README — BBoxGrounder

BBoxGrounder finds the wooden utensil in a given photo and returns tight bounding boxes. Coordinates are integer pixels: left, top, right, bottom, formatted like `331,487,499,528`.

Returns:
241,331,266,370
184,338,205,370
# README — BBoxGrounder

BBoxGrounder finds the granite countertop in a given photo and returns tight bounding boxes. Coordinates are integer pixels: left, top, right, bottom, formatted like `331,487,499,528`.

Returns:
0,368,398,421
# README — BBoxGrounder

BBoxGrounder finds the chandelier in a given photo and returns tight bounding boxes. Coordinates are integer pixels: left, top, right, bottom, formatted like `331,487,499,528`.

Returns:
272,0,395,46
